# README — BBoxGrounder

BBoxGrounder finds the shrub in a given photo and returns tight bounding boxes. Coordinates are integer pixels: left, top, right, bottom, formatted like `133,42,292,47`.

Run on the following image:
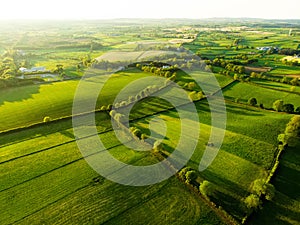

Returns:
248,97,257,106
282,104,294,113
100,106,107,111
132,128,142,139
244,194,261,211
185,171,197,184
273,100,284,112
199,180,215,198
43,116,51,123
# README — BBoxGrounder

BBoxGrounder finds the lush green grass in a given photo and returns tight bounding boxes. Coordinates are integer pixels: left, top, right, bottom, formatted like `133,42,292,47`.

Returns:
0,116,224,225
252,79,300,94
0,68,153,131
223,82,300,109
130,98,293,221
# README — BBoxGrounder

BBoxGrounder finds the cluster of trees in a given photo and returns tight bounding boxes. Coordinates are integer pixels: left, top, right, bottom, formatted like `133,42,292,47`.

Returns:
93,59,128,71
244,179,275,212
136,63,178,80
278,48,300,56
282,59,299,66
100,104,112,112
129,126,147,140
178,167,216,199
246,97,299,114
178,167,198,185
250,72,299,87
109,110,126,124
112,84,165,110
273,100,300,114
278,115,300,147
0,49,30,79
188,91,204,101
209,58,246,75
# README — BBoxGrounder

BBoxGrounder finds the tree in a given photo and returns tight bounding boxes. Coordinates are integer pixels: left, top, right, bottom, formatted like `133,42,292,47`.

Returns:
185,171,197,184
43,116,51,123
233,74,239,80
132,128,142,139
109,110,116,118
141,133,147,140
290,78,299,86
100,106,107,111
252,179,275,200
199,180,215,198
295,106,300,114
282,104,294,113
284,115,300,146
114,113,125,123
244,194,261,210
187,82,196,90
153,140,163,152
248,97,257,106
273,100,284,112
107,104,113,111
178,167,193,180
281,76,288,84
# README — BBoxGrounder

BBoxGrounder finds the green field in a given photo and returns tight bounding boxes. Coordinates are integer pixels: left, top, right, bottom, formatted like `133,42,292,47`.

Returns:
1,19,300,225
0,68,155,131
223,82,300,109
0,111,225,225
252,79,300,94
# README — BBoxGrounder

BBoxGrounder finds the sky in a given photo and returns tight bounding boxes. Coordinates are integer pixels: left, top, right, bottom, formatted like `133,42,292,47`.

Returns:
0,0,299,20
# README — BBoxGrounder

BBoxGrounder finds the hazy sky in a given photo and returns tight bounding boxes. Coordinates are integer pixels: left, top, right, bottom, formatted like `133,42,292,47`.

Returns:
1,0,299,20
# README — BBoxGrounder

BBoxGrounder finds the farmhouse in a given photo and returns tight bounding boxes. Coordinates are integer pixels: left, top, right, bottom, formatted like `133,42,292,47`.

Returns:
256,46,279,51
19,66,48,73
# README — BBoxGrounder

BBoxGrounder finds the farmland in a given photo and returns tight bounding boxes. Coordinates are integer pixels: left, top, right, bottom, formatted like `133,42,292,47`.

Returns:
0,19,300,225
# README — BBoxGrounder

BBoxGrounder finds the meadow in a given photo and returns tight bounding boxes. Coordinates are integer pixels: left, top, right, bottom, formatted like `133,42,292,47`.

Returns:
223,82,300,109
0,19,300,225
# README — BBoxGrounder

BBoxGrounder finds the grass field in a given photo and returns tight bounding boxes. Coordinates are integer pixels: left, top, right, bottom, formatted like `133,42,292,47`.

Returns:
129,98,292,221
0,111,225,225
223,82,300,109
252,79,300,94
0,68,153,131
1,20,300,225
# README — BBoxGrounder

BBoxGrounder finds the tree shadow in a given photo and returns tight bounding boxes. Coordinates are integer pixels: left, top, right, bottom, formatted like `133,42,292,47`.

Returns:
0,83,41,107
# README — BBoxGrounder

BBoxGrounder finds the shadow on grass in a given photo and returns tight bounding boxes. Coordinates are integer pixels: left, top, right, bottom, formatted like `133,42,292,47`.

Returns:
0,83,41,106
248,145,300,225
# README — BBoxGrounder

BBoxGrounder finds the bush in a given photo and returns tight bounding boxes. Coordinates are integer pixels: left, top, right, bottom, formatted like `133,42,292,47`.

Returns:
244,194,261,211
248,97,257,106
100,106,107,111
199,180,215,198
132,128,142,139
282,104,294,113
43,116,51,123
185,171,197,184
273,100,284,112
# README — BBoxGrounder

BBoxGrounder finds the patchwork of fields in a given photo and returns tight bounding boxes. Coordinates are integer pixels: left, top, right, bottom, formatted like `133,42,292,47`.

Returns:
1,20,300,225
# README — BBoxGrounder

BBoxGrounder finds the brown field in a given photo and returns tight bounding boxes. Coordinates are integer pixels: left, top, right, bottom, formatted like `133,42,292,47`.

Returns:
245,66,272,73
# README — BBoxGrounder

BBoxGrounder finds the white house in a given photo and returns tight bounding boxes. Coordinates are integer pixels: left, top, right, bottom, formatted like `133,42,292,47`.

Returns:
18,66,47,73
